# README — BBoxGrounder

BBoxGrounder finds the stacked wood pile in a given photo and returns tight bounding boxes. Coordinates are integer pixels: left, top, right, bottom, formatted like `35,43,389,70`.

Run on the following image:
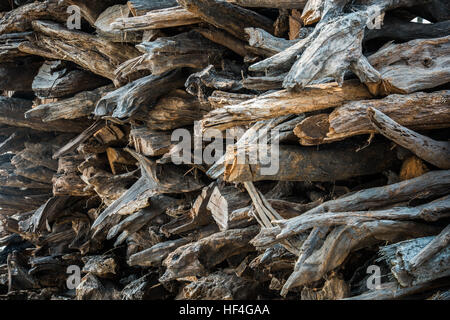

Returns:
0,0,449,300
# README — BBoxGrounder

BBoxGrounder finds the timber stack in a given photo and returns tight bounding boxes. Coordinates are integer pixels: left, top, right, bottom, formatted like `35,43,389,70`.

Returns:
0,0,449,300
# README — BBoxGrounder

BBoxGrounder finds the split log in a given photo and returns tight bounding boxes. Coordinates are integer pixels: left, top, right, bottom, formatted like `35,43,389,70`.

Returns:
206,185,251,231
177,0,274,41
130,127,172,157
294,90,450,145
0,32,32,62
178,271,259,300
368,107,450,169
206,115,304,179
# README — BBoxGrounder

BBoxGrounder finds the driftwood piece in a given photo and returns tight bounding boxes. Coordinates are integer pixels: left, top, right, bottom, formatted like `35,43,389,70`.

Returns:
294,90,450,145
177,0,274,41
368,107,450,169
280,220,438,291
201,80,371,131
111,6,202,31
270,170,450,242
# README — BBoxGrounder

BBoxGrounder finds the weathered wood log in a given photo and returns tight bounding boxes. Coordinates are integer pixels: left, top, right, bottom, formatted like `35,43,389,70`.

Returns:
95,69,186,120
160,225,259,281
31,60,110,99
270,195,450,237
379,233,450,287
245,27,300,55
283,6,382,90
201,80,372,131
178,271,259,300
177,0,274,41
227,0,307,9
94,5,142,43
111,6,202,31
52,155,94,197
264,170,450,243
63,0,126,26
195,27,258,57
344,280,450,300
185,65,243,103
25,85,112,122
143,89,211,130
409,224,450,272
0,32,32,62
0,0,68,35
130,127,172,157
0,96,91,133
18,20,140,83
117,31,224,78
368,107,450,169
127,0,178,16
294,90,450,145
280,220,439,291
367,36,450,95
223,141,398,182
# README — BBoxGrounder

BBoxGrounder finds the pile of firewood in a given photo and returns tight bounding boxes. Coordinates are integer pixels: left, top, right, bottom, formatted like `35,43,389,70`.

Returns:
0,0,449,300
